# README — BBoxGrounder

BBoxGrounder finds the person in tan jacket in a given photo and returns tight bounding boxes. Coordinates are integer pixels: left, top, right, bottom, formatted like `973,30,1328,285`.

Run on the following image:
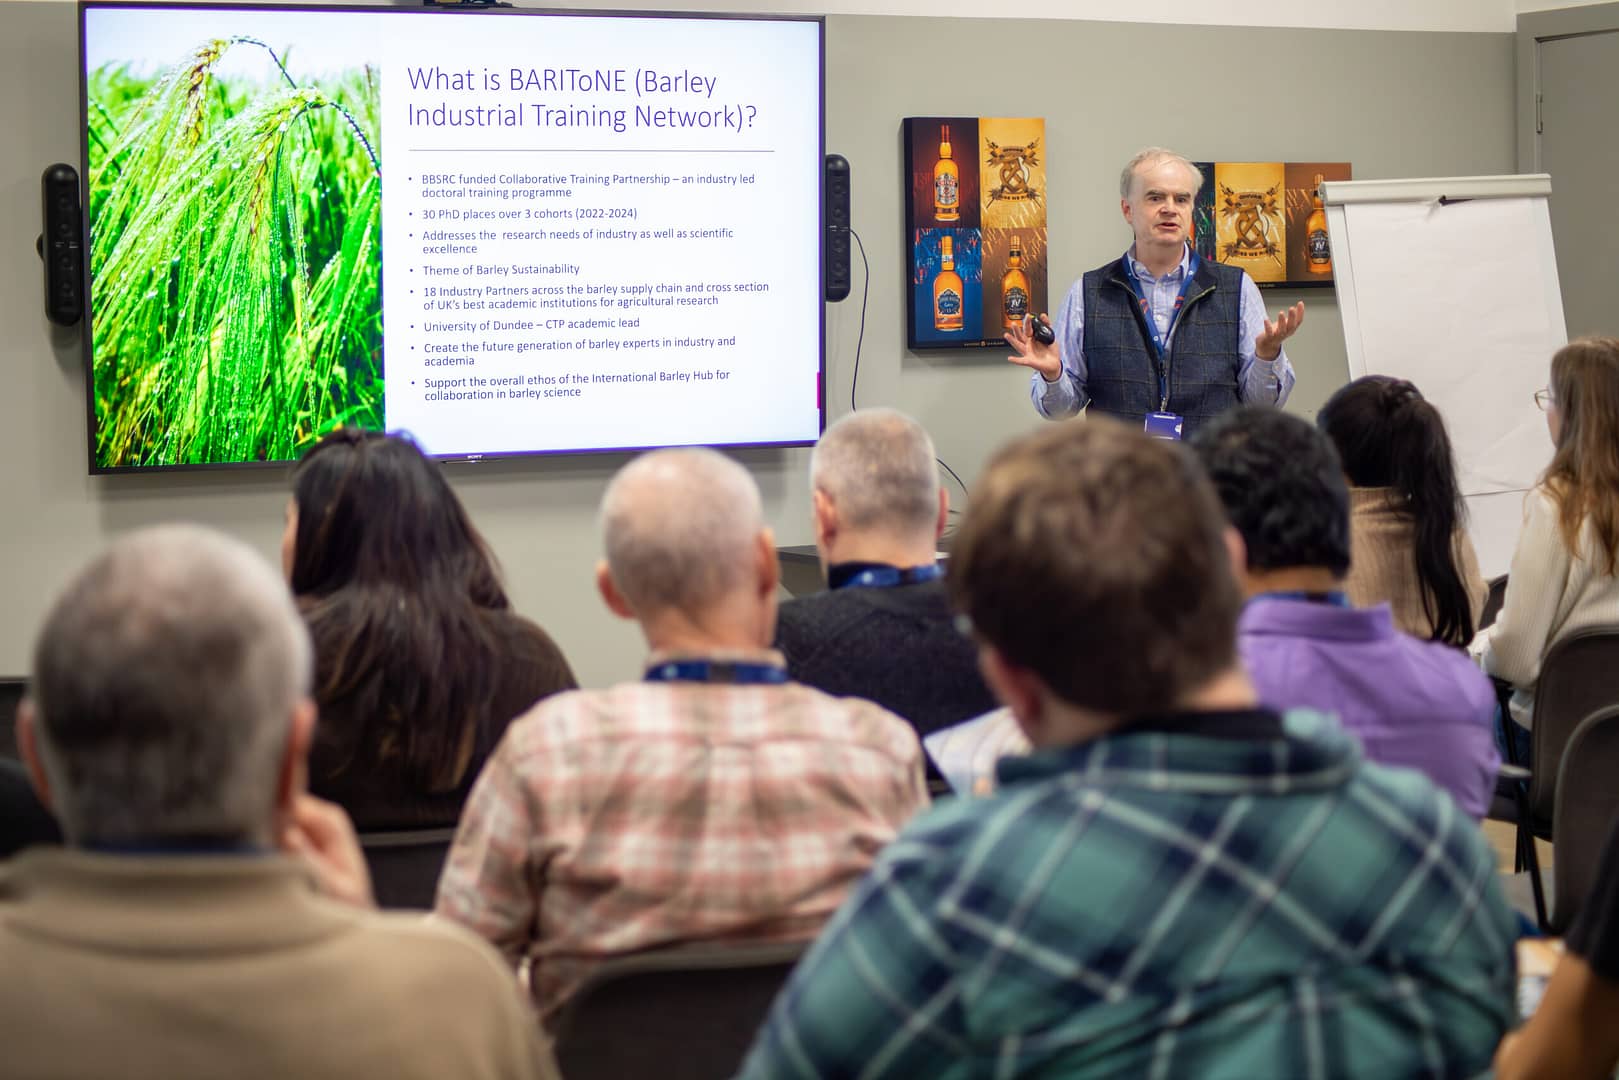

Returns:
2,524,557,1080
1317,374,1488,646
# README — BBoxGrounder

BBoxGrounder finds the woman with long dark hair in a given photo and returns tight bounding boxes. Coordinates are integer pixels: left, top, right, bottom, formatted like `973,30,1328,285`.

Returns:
1318,375,1486,647
1475,338,1619,734
284,429,576,830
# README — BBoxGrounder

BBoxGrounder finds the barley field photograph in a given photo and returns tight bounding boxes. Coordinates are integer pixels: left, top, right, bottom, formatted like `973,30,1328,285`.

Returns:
85,9,382,468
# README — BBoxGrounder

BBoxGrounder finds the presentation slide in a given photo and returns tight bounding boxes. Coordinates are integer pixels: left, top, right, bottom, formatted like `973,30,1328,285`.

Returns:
81,5,824,470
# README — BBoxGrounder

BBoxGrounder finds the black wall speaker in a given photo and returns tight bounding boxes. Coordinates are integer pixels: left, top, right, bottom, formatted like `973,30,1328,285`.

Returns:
40,164,84,327
825,154,851,303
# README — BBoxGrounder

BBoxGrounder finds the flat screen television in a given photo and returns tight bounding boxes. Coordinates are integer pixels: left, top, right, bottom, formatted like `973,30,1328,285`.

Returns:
79,2,825,471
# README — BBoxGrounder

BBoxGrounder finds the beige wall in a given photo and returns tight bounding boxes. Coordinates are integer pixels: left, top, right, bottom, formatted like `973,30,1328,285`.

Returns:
0,4,1514,683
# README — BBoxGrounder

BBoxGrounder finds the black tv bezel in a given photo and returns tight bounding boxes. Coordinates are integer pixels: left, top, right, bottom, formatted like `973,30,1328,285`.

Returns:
78,0,827,475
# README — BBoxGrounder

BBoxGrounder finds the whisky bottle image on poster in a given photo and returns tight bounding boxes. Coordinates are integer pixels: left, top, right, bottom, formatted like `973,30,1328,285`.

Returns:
933,235,964,331
1306,173,1331,275
1002,234,1031,331
934,124,960,223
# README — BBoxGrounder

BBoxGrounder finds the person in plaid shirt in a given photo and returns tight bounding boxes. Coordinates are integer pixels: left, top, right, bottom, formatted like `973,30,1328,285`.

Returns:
738,419,1517,1079
434,447,928,1023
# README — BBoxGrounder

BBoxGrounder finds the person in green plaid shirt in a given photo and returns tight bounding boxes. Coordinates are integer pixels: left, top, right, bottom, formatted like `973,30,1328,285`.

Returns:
737,418,1517,1079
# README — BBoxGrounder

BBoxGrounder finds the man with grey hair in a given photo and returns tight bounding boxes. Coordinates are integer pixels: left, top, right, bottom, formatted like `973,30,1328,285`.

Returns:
436,447,928,1024
774,408,997,752
2,524,557,1080
1007,146,1303,439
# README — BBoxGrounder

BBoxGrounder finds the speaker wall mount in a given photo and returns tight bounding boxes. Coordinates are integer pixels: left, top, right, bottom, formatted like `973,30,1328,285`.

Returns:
38,163,85,328
824,153,851,303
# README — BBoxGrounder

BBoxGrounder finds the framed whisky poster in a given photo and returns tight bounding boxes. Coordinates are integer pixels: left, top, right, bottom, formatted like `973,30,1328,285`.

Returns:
1190,160,1351,287
904,116,1048,349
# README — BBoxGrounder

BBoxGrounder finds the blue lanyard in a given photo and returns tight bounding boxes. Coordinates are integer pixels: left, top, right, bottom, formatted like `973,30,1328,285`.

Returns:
1250,590,1350,608
644,660,789,685
832,563,943,591
1122,250,1201,407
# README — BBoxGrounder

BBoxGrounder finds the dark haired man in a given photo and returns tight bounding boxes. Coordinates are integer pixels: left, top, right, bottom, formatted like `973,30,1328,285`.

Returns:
738,418,1514,1079
1189,405,1499,817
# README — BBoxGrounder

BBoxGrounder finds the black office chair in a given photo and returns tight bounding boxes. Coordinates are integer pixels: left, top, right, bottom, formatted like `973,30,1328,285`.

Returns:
550,940,807,1080
1551,704,1619,933
1488,627,1619,929
357,827,456,910
0,678,27,761
1479,573,1509,631
0,758,61,858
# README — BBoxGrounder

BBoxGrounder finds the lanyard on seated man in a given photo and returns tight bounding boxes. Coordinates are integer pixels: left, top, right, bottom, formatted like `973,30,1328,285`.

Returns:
1248,590,1351,607
1122,250,1201,438
828,563,943,591
644,660,789,685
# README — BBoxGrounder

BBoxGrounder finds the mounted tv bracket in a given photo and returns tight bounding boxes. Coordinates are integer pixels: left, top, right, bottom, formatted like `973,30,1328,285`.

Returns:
38,163,84,327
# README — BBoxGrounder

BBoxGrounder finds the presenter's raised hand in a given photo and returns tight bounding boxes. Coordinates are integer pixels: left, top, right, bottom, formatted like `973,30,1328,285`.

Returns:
1004,314,1062,382
1256,301,1305,360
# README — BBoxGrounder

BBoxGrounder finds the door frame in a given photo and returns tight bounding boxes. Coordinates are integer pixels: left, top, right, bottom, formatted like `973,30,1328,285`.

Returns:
1518,3,1619,172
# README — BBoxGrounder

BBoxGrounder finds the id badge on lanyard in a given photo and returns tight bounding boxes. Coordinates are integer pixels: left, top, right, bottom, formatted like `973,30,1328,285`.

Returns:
1124,252,1200,436
1144,411,1184,441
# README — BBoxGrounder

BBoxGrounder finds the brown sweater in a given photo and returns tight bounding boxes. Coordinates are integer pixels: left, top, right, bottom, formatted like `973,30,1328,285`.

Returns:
1345,486,1488,641
0,850,557,1080
308,609,577,831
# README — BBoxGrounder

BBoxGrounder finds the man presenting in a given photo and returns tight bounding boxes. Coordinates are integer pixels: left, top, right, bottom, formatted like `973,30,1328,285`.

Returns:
1008,147,1303,439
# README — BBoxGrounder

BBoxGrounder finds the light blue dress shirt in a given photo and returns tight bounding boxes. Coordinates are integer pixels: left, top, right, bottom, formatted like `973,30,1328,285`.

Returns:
1032,244,1296,417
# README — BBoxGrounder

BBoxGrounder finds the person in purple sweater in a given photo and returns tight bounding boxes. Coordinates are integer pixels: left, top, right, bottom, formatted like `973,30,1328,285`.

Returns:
1188,405,1499,817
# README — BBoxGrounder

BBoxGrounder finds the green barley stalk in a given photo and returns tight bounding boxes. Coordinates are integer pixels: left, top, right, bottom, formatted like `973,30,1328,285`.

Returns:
89,38,381,467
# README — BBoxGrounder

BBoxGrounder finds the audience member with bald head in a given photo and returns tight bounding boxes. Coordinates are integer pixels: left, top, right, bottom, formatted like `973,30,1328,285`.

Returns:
2,525,558,1080
776,409,996,752
436,447,928,1023
597,444,777,650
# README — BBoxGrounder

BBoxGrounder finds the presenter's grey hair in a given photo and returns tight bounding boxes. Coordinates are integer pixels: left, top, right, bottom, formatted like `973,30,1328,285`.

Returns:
600,447,764,616
28,524,312,844
811,408,939,537
1120,147,1204,199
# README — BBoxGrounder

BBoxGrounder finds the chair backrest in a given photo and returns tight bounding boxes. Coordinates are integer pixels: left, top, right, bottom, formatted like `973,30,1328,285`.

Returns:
1528,627,1619,829
0,758,62,858
357,827,456,910
550,940,807,1080
0,679,26,761
1480,574,1509,631
1552,704,1619,933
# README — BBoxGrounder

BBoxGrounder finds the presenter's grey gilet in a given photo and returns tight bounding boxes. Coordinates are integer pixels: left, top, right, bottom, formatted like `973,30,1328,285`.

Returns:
1079,257,1244,437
